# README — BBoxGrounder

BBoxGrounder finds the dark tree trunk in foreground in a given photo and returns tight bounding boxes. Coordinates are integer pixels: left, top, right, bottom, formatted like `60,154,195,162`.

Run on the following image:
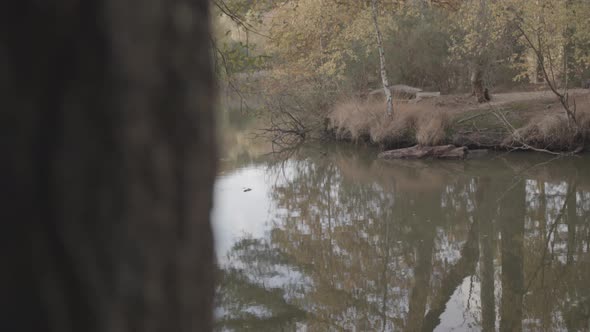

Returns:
2,1,216,332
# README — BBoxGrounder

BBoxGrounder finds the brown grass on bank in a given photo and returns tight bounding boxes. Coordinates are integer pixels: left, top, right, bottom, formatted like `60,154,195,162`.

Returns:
509,114,574,150
330,91,590,151
329,98,450,146
504,93,590,151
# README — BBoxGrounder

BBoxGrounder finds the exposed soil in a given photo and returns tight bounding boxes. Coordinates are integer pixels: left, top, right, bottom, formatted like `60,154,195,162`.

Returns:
423,88,588,114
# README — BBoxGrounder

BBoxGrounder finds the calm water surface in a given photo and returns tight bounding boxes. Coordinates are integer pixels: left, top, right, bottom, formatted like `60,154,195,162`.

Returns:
212,117,590,331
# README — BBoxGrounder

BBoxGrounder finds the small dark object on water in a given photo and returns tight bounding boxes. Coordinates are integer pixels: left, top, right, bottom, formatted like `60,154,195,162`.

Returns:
243,188,252,192
584,79,590,89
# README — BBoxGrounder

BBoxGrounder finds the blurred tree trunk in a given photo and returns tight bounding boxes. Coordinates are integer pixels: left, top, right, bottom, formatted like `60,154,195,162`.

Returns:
1,1,216,332
371,0,394,116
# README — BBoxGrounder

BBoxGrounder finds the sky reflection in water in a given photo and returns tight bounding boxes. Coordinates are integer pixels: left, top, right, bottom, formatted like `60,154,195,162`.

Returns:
212,141,590,331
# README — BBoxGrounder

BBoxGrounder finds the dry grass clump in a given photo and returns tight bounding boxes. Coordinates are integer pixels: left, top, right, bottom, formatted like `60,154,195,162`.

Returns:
509,110,590,151
329,98,383,140
510,114,576,150
329,98,450,146
415,111,450,145
368,105,418,144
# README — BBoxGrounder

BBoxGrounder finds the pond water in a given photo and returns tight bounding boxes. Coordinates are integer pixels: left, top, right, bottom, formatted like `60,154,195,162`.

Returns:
212,116,590,331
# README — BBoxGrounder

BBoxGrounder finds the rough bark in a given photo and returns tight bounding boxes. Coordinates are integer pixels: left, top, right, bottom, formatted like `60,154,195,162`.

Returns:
378,145,467,160
370,0,394,116
471,63,490,103
1,1,216,332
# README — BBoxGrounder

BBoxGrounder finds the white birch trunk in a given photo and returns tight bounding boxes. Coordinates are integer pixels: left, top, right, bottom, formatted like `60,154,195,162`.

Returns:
371,0,393,116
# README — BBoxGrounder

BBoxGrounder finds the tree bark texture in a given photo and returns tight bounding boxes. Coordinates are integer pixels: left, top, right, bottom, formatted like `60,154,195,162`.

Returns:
471,63,490,103
370,0,394,116
1,1,216,332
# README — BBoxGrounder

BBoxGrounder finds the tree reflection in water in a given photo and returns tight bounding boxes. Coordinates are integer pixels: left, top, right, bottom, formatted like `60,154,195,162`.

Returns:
213,147,590,331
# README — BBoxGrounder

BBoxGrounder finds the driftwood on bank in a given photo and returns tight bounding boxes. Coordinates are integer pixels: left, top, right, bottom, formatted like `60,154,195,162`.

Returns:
369,84,423,99
415,91,441,101
378,145,468,160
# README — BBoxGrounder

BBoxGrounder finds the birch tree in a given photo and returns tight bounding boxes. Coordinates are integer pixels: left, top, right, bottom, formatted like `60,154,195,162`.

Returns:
371,0,394,116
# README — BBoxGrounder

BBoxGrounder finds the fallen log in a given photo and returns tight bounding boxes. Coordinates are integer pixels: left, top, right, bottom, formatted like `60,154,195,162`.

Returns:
368,84,423,100
378,145,467,160
415,91,441,102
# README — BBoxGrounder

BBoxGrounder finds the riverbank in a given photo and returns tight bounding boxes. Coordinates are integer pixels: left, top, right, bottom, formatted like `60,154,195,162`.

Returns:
329,89,590,153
